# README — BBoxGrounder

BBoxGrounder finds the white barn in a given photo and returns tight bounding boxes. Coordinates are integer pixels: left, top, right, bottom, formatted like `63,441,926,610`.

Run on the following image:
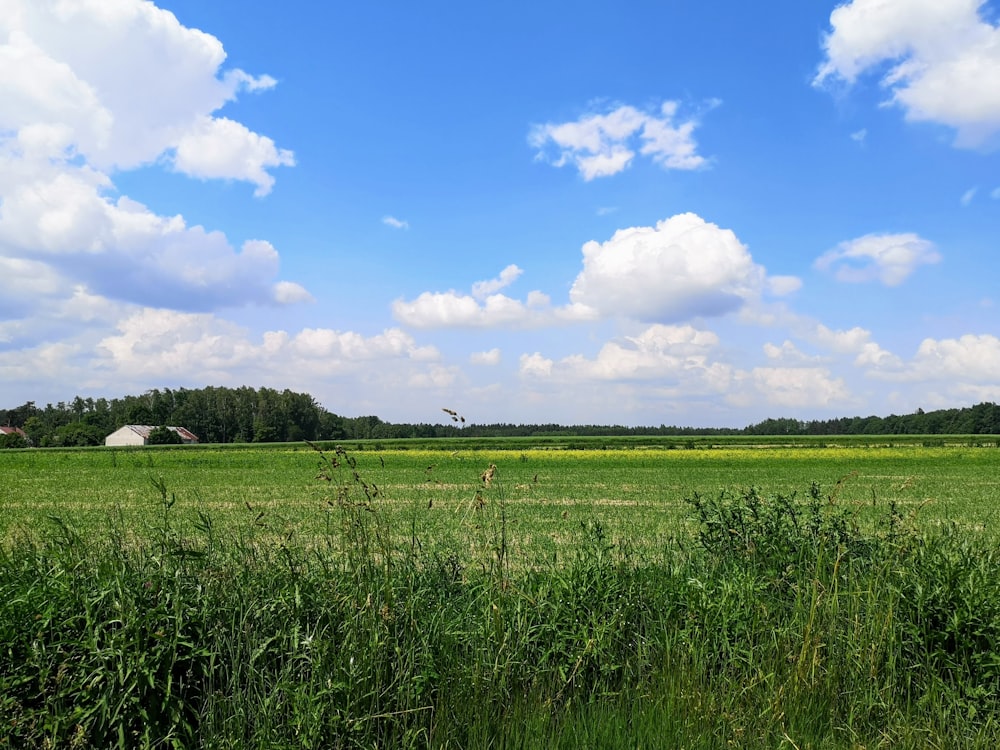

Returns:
104,425,199,446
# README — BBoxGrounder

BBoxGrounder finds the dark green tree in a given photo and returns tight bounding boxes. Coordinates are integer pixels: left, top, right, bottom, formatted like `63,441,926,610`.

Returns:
0,432,28,449
147,426,183,445
53,422,103,447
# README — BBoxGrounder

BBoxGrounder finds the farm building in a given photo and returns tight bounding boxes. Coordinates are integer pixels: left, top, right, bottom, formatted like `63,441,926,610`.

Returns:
0,426,29,445
104,425,199,446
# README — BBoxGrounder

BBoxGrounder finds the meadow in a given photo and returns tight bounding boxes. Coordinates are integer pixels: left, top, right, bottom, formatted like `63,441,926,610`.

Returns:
3,439,999,552
3,439,1000,748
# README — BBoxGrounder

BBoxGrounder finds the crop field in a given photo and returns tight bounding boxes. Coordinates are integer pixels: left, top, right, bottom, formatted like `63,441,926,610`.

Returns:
3,441,999,554
4,440,1000,749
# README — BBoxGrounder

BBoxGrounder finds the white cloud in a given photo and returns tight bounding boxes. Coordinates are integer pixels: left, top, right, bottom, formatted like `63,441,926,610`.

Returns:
743,367,852,409
0,282,128,350
407,364,459,390
992,187,1000,199
519,352,553,378
394,265,558,328
813,323,875,354
569,213,789,322
815,0,1000,147
173,116,294,197
854,342,904,369
273,281,314,305
516,324,734,401
95,309,441,383
516,324,860,415
395,215,798,330
393,290,541,328
472,264,523,299
763,340,821,364
766,323,905,372
382,216,409,230
857,334,1000,409
851,128,867,143
815,323,903,370
909,334,1000,381
470,348,501,366
0,1,305,318
0,1,291,173
0,181,307,310
0,341,82,385
0,256,64,308
961,187,978,206
814,232,940,286
555,325,730,385
529,100,710,179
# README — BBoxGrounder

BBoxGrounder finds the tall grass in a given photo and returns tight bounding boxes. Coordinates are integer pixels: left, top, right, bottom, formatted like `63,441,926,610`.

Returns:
3,447,1000,748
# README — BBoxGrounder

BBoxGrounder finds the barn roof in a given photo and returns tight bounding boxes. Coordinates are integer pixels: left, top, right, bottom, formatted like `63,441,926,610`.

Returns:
118,425,199,441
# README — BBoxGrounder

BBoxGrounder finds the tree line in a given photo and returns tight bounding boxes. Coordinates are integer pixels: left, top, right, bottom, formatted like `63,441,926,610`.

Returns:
1,387,999,448
744,402,1000,437
0,387,336,448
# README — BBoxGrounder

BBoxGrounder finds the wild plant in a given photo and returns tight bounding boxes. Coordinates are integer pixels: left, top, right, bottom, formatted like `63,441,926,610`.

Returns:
6,450,1000,748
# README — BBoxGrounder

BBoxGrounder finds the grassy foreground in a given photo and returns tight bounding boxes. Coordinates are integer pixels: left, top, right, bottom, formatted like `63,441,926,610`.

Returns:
3,444,1000,747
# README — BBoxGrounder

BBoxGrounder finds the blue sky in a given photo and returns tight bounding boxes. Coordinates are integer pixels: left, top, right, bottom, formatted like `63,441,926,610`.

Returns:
2,0,999,427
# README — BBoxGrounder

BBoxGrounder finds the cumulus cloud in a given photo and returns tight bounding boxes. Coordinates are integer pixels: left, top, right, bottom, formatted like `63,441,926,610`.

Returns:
763,340,821,364
393,267,555,328
811,323,904,369
764,322,905,373
0,1,306,317
0,1,292,176
0,184,306,310
273,281,314,305
569,213,792,322
0,340,83,386
813,324,877,354
529,101,711,179
396,215,797,329
815,0,1000,147
907,334,1000,382
96,309,441,382
850,334,1000,408
173,116,294,197
549,325,732,386
516,324,860,415
470,348,501,366
519,352,554,378
393,291,537,328
814,232,940,286
743,367,852,409
517,324,733,399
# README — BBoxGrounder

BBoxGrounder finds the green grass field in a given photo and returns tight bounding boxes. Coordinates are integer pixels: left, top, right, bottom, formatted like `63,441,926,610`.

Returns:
3,441,999,552
3,440,1000,748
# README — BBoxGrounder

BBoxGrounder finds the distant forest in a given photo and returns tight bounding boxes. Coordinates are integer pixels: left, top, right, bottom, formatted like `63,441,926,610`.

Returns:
1,386,1000,448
